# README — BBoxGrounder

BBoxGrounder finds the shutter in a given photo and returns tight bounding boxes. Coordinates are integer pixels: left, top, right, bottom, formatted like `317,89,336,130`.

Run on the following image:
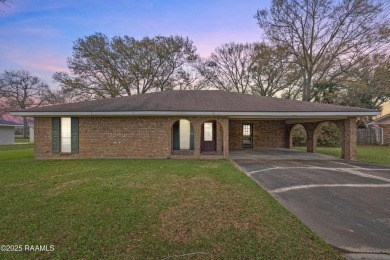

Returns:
190,124,194,150
52,117,60,154
173,121,180,150
71,117,79,153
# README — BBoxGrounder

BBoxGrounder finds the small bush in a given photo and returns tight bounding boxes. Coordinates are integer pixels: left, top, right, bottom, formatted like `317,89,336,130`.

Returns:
316,122,341,147
292,124,307,146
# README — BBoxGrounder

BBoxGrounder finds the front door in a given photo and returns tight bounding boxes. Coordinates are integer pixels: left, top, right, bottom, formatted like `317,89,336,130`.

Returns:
202,122,216,151
242,124,253,148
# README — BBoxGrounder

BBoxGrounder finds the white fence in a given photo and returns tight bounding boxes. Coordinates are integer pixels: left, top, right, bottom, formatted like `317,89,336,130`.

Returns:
357,127,383,145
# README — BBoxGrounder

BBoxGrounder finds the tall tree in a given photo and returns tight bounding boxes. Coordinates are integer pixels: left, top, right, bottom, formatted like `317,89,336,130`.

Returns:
55,33,198,100
251,43,299,97
200,43,255,93
256,0,390,101
0,70,52,138
112,35,198,94
339,52,390,110
54,33,129,101
311,82,340,104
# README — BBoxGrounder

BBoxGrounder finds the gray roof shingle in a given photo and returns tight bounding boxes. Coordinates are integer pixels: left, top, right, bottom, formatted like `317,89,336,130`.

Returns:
13,90,376,113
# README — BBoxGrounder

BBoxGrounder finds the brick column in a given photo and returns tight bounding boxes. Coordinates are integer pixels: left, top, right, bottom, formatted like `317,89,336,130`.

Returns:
341,117,357,160
303,122,318,153
221,118,230,159
193,121,201,159
286,124,294,149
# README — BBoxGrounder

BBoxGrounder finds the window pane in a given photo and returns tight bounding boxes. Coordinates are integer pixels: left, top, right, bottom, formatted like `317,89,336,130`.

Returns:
179,119,190,150
243,124,251,136
243,124,252,146
204,123,213,141
61,117,71,153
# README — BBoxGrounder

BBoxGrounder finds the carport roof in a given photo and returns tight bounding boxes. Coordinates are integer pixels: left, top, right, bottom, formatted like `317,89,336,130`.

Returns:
11,90,379,118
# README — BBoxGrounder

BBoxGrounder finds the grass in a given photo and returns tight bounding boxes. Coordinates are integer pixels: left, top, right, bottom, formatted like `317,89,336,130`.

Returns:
294,145,390,166
14,138,30,143
0,144,340,259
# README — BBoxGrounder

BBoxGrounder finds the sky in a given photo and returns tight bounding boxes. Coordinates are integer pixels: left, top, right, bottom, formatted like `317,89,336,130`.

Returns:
1,0,389,115
0,0,269,86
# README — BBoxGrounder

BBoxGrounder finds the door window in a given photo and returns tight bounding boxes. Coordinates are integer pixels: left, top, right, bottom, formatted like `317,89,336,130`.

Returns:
242,124,253,147
204,122,213,141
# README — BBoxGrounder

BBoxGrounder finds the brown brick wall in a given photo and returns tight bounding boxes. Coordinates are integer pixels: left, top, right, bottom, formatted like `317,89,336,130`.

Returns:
379,124,390,145
229,120,287,150
34,116,230,159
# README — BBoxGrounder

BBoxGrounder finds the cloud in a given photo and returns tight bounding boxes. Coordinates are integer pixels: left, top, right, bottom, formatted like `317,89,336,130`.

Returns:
0,44,69,85
20,26,61,38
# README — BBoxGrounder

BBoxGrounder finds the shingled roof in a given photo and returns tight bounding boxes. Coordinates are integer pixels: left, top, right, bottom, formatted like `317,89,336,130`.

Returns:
0,119,23,126
11,90,378,118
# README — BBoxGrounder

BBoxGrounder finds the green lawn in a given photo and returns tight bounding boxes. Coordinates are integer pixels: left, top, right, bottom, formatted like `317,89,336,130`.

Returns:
14,135,30,143
0,144,339,259
294,145,390,166
14,138,30,143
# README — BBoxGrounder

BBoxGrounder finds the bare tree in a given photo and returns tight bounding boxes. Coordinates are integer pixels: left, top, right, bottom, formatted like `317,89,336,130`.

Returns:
55,33,198,100
339,52,390,110
54,33,129,101
251,43,300,97
0,70,52,138
175,63,210,90
256,0,390,101
113,35,198,94
200,43,256,93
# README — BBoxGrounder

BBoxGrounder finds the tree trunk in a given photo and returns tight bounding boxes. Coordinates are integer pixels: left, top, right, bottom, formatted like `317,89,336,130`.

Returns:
23,117,28,139
302,73,312,102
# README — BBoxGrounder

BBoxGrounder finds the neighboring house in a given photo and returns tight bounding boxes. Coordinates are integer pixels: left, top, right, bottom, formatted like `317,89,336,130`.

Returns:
0,119,23,145
11,90,379,160
29,126,35,143
369,113,390,145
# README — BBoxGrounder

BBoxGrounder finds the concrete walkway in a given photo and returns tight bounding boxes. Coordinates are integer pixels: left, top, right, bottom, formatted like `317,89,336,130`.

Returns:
231,148,390,259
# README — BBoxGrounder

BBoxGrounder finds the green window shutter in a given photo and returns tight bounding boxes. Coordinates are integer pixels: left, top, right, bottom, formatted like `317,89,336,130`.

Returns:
52,117,60,154
190,124,194,150
71,117,79,153
173,121,180,150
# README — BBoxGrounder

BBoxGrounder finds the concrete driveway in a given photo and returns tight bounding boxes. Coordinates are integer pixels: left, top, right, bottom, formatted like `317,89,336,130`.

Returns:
231,148,390,257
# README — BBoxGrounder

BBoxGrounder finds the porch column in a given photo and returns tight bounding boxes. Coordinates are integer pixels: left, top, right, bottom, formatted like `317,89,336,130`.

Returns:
193,120,201,159
341,117,357,160
286,124,294,149
303,122,318,153
221,118,229,159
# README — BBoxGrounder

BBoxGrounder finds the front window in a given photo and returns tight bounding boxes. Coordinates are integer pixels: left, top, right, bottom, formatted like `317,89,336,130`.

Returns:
61,117,71,153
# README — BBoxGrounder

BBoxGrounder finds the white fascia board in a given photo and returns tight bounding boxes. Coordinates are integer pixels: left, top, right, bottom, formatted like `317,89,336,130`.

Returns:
10,110,380,117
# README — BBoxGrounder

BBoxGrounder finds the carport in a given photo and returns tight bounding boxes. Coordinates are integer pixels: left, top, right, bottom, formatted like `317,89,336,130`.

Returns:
231,149,390,255
229,117,360,160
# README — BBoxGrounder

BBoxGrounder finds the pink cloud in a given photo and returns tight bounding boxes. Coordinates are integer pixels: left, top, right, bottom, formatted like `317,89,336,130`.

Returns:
0,45,69,85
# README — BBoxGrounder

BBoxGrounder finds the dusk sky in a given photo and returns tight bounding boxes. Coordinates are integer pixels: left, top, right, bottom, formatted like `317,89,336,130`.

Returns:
0,0,269,86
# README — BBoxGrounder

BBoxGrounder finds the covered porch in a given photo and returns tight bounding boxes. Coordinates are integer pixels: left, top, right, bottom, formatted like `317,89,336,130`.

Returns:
169,116,358,160
170,117,229,159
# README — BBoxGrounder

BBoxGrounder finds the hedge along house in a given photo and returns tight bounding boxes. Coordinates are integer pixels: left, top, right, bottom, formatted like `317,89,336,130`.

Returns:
11,90,379,160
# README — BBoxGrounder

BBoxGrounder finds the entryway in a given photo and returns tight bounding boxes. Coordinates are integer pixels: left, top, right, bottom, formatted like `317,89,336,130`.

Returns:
201,121,216,152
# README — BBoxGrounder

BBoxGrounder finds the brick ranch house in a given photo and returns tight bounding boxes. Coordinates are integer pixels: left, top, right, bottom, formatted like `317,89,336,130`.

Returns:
12,90,379,160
